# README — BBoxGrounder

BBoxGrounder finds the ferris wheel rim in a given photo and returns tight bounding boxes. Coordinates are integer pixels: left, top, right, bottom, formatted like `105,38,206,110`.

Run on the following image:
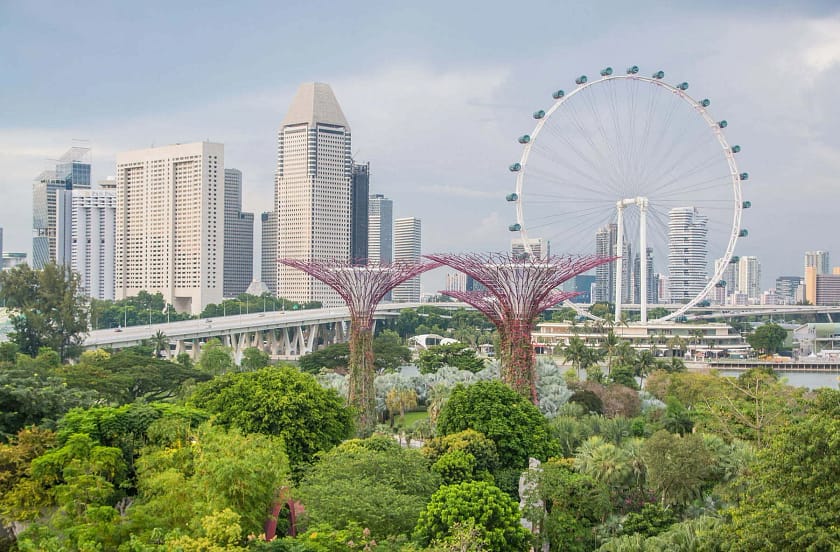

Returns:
512,71,744,323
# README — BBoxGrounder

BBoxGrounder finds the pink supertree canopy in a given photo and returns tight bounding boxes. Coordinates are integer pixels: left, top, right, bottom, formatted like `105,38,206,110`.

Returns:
279,259,439,434
428,252,611,402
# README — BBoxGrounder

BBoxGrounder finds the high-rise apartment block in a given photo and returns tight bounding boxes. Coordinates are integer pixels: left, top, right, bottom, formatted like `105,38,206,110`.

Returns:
633,247,657,304
667,207,708,303
594,223,617,303
276,83,351,308
804,251,830,275
736,256,761,300
115,142,224,314
775,276,803,304
351,163,370,264
712,257,738,304
33,147,91,268
223,169,254,298
445,272,467,292
511,237,549,260
56,188,116,300
392,217,422,303
368,194,393,264
261,211,277,295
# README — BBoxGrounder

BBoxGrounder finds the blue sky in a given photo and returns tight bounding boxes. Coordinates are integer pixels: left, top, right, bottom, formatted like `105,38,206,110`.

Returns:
2,1,840,293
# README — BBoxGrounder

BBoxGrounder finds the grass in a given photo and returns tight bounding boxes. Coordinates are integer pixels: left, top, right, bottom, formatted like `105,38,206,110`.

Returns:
395,409,428,429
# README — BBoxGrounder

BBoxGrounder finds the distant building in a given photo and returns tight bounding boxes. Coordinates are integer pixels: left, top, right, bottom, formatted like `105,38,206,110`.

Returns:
445,272,467,292
815,273,840,306
736,256,761,301
350,163,369,264
667,207,708,303
56,188,116,300
594,223,617,303
115,142,224,314
33,147,91,268
563,274,596,304
276,82,352,308
2,253,27,270
805,250,830,275
775,276,803,305
392,217,421,302
632,247,657,304
261,211,277,295
368,194,393,264
223,169,254,298
511,237,549,260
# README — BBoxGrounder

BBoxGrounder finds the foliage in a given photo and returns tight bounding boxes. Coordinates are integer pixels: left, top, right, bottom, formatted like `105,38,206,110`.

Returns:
198,337,234,375
522,460,611,552
436,381,553,474
298,332,411,374
241,346,271,371
619,503,677,538
0,263,88,360
422,429,499,480
569,389,604,415
661,397,693,435
199,293,314,319
89,290,192,330
415,481,530,551
608,365,638,389
297,437,440,539
745,322,787,355
722,395,840,551
641,430,713,507
417,342,486,374
600,384,641,419
190,366,353,470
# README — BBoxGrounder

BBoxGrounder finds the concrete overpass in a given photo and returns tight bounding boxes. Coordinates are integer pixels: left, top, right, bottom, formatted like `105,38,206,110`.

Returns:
84,302,466,362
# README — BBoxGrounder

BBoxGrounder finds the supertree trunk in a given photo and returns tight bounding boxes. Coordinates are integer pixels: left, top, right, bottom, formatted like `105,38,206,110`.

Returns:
348,322,376,435
505,320,538,403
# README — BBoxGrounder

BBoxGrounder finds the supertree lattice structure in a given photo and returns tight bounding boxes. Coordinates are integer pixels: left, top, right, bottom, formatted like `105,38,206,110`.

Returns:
279,259,439,434
427,252,612,402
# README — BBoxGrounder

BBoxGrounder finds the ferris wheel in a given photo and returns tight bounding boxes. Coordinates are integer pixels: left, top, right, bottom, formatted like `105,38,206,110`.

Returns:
508,66,749,323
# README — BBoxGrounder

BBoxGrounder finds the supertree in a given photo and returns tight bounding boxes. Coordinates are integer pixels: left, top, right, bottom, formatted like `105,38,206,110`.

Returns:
279,259,439,434
426,252,612,403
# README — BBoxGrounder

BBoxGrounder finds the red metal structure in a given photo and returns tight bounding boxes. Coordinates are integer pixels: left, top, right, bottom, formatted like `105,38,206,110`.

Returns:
427,252,611,403
279,259,439,433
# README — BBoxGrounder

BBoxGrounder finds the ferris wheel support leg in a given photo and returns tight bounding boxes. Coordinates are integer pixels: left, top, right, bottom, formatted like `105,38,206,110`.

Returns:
614,203,624,324
640,199,648,324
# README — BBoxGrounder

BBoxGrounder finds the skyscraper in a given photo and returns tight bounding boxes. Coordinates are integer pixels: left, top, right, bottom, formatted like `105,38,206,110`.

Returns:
632,247,657,304
56,188,116,300
667,207,708,303
276,82,351,308
261,211,277,296
368,194,393,264
594,223,617,303
511,237,549,260
115,142,224,314
736,256,761,300
713,257,739,304
223,169,254,298
804,251,830,275
350,163,370,264
775,276,803,305
32,147,91,268
392,217,422,302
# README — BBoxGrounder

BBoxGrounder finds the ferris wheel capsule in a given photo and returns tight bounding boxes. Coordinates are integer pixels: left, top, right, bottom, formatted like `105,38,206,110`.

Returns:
716,280,726,288
626,65,639,74
518,135,531,144
552,90,565,99
700,98,711,107
509,223,521,232
506,193,519,202
718,120,728,128
742,201,751,208
739,229,749,237
731,145,741,153
509,163,521,172
677,82,689,90
652,70,665,79
730,256,740,264
533,110,545,119
600,67,613,76
575,75,588,85
739,172,749,181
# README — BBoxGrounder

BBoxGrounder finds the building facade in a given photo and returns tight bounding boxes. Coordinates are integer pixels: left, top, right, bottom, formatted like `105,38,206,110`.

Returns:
667,207,708,303
776,276,804,304
632,247,657,304
594,223,617,303
511,237,549,260
223,169,254,298
33,147,91,268
805,251,830,275
276,82,351,308
115,142,224,314
55,188,116,300
368,194,393,264
392,217,422,302
736,255,761,301
261,211,277,296
350,163,370,264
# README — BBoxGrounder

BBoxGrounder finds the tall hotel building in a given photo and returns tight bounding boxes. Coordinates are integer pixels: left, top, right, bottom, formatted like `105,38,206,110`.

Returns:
261,211,277,295
223,169,254,298
392,217,422,303
350,163,370,264
115,142,224,314
667,207,708,303
368,194,393,264
276,83,351,307
32,147,91,268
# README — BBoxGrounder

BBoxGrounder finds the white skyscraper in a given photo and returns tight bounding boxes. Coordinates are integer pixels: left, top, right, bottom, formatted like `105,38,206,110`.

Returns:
368,194,393,265
276,82,351,307
737,255,762,300
56,188,116,300
713,257,738,304
511,237,549,260
115,142,224,314
667,207,708,303
392,217,422,302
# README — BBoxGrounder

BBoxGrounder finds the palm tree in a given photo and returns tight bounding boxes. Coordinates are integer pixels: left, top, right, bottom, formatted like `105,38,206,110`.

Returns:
635,349,657,385
574,436,633,489
562,336,590,379
666,335,687,358
602,330,620,375
151,330,168,358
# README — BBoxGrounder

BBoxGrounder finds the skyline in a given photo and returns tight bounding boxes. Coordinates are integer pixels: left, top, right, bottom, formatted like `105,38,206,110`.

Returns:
3,1,840,293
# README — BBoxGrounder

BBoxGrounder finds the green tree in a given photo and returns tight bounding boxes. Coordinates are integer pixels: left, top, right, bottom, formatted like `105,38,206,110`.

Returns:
298,342,350,373
189,366,353,470
415,481,530,551
746,322,788,355
0,263,88,360
373,330,412,372
723,391,840,551
619,503,677,538
417,342,486,374
642,430,713,507
241,347,271,371
563,336,591,379
297,436,440,539
574,436,633,489
198,337,234,375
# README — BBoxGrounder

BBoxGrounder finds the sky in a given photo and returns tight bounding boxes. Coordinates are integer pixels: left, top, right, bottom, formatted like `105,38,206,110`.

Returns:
2,0,840,295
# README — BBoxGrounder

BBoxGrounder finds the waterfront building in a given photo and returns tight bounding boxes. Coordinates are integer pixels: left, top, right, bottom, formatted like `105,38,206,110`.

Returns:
115,142,224,314
667,207,708,303
261,211,277,295
351,163,369,264
392,217,422,302
276,82,351,308
223,169,254,298
368,194,393,264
